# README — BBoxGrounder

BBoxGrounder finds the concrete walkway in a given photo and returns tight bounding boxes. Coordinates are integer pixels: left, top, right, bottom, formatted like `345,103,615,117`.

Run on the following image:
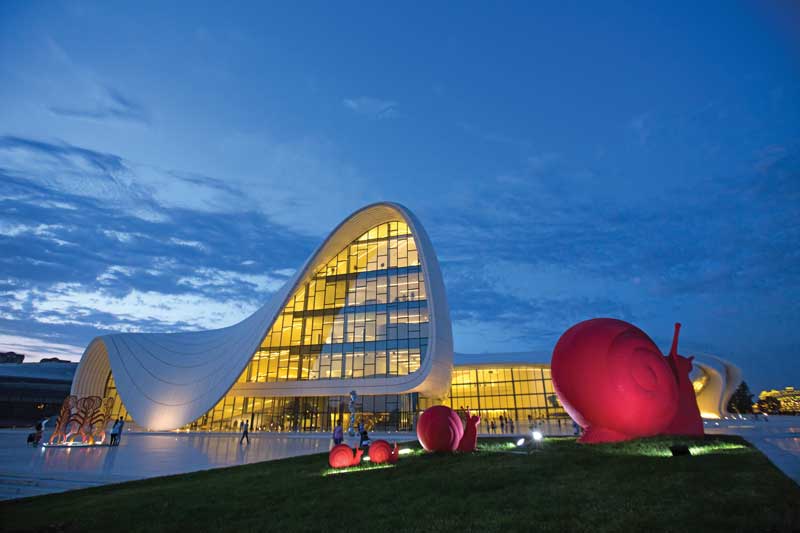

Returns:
0,429,414,501
706,415,800,485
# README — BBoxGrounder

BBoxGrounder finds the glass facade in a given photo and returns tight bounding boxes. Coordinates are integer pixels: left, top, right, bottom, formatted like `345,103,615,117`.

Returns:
437,366,569,434
183,393,417,433
239,220,428,383
104,372,130,422
103,364,569,433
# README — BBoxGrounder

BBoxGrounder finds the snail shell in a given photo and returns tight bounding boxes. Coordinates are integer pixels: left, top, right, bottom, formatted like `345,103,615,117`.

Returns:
368,440,398,464
552,318,678,440
328,444,362,468
416,405,464,452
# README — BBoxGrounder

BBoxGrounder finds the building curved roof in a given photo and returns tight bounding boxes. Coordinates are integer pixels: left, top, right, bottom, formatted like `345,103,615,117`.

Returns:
71,202,454,430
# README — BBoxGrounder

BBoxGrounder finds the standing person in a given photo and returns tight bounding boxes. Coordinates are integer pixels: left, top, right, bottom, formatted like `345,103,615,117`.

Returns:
490,420,496,434
109,418,120,446
500,416,505,434
485,418,490,434
240,419,250,445
115,417,125,446
332,420,343,445
358,424,370,449
509,418,515,434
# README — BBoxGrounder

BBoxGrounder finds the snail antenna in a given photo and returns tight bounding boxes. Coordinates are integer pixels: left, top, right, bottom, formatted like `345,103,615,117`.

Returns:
669,322,682,362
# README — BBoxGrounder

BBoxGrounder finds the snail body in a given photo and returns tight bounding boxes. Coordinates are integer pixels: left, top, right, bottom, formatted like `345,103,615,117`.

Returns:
456,410,481,453
552,318,679,443
663,324,704,436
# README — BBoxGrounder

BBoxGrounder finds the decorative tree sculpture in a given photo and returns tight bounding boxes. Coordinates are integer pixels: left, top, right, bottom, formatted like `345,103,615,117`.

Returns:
456,410,481,453
368,440,399,464
328,444,364,468
49,395,77,445
663,323,704,436
90,397,116,444
551,318,679,443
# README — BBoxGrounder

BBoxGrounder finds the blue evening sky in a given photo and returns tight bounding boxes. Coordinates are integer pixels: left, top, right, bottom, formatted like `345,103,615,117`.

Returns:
0,1,798,393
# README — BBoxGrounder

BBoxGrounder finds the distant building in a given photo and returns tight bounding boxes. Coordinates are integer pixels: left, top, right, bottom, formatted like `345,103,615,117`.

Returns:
0,361,77,427
0,351,25,364
756,387,800,415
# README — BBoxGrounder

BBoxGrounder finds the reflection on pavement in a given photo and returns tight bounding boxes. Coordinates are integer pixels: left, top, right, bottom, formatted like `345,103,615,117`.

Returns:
0,430,412,499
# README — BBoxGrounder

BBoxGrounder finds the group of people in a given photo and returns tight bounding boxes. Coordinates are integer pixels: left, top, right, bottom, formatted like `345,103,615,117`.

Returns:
26,418,47,446
108,416,126,446
331,419,370,448
484,415,515,434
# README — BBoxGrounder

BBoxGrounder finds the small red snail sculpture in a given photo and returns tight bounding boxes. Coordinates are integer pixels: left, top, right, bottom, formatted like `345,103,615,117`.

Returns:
328,444,364,468
416,405,464,452
552,318,703,443
368,439,399,464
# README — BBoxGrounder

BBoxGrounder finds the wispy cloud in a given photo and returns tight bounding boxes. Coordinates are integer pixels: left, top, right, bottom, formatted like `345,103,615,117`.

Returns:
343,97,399,119
48,86,149,124
0,333,85,362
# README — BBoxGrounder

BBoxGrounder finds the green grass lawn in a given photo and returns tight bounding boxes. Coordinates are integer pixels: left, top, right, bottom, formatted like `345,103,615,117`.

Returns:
2,435,798,533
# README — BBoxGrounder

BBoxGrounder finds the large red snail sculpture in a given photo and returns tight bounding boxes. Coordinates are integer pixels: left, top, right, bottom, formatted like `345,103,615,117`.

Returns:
551,318,703,443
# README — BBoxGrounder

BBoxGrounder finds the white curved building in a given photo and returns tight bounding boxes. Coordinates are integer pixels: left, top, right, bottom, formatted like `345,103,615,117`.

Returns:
71,202,741,432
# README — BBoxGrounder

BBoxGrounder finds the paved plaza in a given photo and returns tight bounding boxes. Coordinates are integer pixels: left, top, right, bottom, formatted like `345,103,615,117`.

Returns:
706,416,800,484
0,429,414,500
1,418,797,501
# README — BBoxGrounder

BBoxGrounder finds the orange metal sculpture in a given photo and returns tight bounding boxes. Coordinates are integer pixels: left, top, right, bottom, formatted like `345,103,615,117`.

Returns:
48,395,116,446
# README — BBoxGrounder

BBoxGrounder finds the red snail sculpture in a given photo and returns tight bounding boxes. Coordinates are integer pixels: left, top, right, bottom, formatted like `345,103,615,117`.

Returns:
368,439,399,464
552,318,703,443
328,444,364,468
416,405,465,452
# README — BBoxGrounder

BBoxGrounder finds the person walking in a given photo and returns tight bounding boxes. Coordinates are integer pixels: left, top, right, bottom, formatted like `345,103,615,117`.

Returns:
490,420,496,434
333,420,343,445
240,420,250,445
509,418,515,434
500,416,505,434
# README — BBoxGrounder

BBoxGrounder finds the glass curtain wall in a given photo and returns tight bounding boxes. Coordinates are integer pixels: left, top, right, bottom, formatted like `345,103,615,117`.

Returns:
186,393,417,433
104,373,132,422
441,366,569,434
240,220,428,384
